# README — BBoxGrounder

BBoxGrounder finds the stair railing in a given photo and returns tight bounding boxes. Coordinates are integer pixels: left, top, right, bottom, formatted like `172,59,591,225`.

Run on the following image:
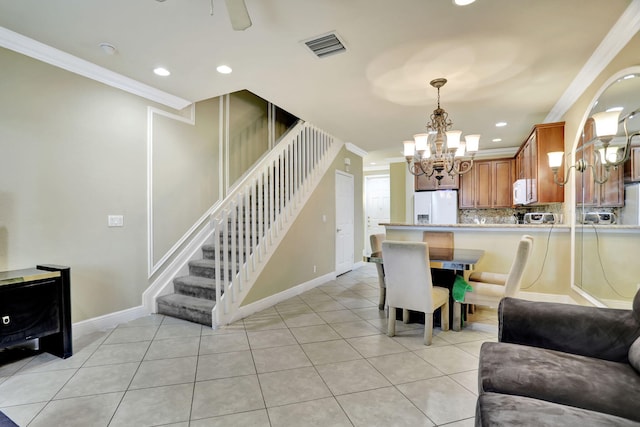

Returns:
210,122,342,326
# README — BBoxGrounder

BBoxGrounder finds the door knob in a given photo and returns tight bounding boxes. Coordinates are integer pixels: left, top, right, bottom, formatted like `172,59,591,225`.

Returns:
336,228,342,232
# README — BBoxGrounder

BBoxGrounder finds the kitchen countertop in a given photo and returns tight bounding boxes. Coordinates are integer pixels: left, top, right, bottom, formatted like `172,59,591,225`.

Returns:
381,223,640,232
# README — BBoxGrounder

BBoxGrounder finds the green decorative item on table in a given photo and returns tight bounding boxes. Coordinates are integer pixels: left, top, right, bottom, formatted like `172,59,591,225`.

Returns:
452,275,472,302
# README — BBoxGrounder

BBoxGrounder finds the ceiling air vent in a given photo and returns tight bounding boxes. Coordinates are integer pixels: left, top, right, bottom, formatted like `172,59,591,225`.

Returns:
304,33,346,58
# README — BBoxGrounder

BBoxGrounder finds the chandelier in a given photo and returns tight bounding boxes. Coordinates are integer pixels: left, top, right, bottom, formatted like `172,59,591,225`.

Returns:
403,78,480,180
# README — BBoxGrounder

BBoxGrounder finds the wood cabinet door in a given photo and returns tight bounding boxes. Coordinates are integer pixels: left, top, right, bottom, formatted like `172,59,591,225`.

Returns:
459,169,475,208
437,172,460,190
493,159,513,207
581,144,597,206
599,164,623,207
415,167,437,191
474,161,493,208
525,134,538,204
625,147,640,183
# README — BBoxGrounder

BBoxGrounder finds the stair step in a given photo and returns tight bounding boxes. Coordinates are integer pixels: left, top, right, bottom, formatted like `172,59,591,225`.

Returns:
189,259,237,280
157,293,214,326
173,275,220,300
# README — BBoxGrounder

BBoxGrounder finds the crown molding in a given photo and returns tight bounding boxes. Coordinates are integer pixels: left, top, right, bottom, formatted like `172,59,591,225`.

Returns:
545,0,640,122
0,26,192,111
345,142,368,157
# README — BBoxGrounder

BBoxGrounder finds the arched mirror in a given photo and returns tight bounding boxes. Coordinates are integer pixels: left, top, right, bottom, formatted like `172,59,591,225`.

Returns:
574,67,640,308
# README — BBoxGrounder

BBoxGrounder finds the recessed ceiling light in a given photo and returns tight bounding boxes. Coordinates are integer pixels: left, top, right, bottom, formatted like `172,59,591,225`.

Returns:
99,42,116,55
492,138,502,142
453,0,476,5
495,122,507,127
153,67,171,77
216,65,233,74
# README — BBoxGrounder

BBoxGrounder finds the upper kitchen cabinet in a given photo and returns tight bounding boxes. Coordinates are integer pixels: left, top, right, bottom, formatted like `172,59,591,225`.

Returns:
414,165,460,191
624,145,640,183
576,118,624,207
515,122,565,205
459,158,513,208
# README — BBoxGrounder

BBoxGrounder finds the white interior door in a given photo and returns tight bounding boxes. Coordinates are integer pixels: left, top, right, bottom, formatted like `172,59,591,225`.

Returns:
335,171,354,276
365,175,390,253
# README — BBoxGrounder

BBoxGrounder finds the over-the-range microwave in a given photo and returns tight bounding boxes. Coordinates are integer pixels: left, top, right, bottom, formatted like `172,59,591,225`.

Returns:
513,179,527,205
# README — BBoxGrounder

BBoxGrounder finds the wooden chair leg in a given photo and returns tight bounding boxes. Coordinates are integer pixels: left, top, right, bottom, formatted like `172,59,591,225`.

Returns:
441,301,450,331
453,301,462,332
424,315,433,345
378,287,386,310
388,306,396,337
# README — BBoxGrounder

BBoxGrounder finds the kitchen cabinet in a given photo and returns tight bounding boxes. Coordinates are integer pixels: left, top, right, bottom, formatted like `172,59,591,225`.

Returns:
576,118,623,207
414,165,459,190
624,146,640,183
459,159,513,208
514,122,564,205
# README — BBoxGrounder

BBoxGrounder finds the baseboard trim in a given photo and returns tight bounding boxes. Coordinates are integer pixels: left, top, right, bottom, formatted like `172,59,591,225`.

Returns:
228,271,336,325
72,305,149,338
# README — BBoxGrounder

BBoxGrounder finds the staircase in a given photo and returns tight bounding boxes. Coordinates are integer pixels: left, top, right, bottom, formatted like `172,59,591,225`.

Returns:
155,122,342,327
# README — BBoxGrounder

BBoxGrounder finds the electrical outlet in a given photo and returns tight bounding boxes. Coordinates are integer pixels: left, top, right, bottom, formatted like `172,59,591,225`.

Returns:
313,265,317,273
108,215,124,227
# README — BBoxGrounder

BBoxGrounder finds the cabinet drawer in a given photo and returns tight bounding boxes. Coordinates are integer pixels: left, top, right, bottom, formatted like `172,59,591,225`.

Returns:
0,280,60,346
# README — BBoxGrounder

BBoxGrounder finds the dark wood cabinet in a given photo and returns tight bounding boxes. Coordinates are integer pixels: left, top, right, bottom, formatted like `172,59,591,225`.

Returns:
414,165,459,190
459,159,513,208
515,122,564,205
0,265,72,359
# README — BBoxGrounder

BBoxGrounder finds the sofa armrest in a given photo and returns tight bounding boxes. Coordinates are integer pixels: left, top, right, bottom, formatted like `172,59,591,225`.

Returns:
498,297,640,363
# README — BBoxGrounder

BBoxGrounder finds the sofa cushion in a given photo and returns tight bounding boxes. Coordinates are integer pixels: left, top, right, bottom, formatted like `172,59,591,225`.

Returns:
479,342,640,422
630,337,640,374
476,392,640,427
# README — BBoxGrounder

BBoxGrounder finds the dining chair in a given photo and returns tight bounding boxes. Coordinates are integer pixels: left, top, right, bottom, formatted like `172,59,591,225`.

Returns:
369,233,386,310
452,234,534,331
382,240,450,345
422,231,454,253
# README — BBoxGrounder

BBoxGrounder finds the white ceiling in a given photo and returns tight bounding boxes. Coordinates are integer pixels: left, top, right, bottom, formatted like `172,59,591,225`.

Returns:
0,0,635,164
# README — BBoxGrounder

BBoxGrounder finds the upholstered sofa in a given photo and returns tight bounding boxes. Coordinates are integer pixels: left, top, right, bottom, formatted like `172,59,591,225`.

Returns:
476,291,640,426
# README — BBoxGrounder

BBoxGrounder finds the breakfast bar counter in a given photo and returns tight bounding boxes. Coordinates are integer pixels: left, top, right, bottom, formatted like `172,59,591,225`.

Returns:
380,223,572,295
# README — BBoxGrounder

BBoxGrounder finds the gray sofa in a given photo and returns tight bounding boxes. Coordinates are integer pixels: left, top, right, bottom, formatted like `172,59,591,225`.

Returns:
476,291,640,426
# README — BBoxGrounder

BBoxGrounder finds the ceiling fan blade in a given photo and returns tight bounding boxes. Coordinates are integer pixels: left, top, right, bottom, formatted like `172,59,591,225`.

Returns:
224,0,252,31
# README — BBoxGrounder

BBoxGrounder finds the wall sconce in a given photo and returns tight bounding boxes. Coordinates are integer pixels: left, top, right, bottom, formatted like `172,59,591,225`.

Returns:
344,157,351,172
548,109,640,185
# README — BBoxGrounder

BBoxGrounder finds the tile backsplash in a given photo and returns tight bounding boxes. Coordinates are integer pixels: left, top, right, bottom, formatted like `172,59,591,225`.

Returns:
459,204,565,224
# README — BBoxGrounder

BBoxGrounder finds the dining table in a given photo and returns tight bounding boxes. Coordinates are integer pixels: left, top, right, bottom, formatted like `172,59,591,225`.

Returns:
364,246,485,328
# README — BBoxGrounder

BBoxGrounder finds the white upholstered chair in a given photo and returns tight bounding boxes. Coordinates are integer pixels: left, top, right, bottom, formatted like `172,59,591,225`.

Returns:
370,233,386,310
382,240,450,345
452,234,534,331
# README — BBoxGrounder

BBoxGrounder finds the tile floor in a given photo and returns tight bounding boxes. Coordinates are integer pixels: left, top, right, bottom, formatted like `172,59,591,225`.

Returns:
0,264,498,426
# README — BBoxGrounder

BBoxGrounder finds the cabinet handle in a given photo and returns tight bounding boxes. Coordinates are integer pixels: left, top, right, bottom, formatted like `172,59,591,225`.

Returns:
2,316,9,325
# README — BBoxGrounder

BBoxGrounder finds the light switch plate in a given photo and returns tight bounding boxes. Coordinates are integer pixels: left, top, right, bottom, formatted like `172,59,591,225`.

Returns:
108,215,124,227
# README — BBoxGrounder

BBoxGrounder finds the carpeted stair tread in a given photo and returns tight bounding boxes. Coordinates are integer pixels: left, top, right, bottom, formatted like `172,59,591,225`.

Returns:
174,275,215,288
157,293,214,326
173,275,222,300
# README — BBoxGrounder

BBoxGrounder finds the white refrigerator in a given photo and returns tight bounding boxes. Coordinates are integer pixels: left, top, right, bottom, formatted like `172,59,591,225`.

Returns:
414,190,458,224
621,183,640,225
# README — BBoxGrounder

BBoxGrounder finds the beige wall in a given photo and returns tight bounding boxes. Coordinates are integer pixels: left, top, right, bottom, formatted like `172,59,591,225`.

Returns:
243,147,363,304
0,48,152,321
389,162,407,222
152,98,221,265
